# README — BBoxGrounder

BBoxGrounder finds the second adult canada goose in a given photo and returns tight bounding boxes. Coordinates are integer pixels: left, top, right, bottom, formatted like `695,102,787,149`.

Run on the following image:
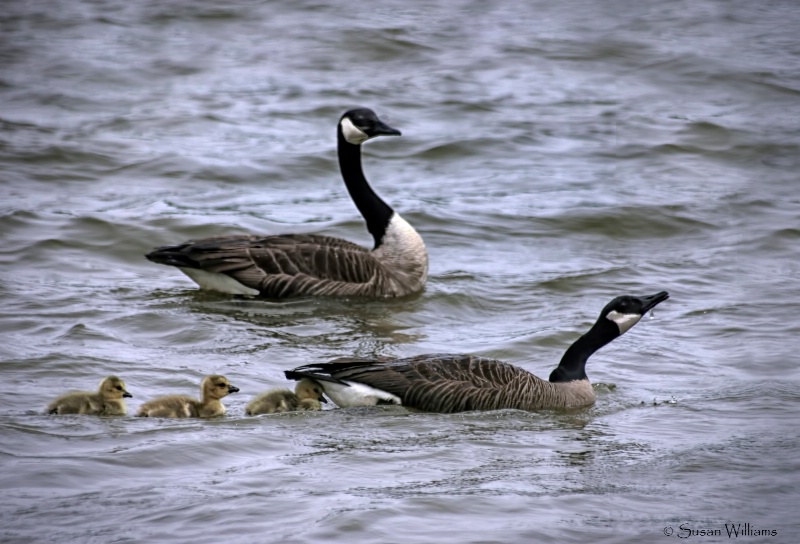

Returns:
245,378,327,415
137,375,239,418
285,292,669,413
46,376,132,416
145,108,428,298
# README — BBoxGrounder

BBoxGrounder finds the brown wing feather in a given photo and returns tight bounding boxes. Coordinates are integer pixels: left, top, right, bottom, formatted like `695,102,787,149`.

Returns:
324,355,550,413
150,234,393,297
289,354,595,413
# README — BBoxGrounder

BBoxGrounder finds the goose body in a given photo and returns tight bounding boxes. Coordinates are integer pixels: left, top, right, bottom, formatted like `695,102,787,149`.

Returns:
285,292,669,413
46,376,132,416
146,108,428,298
137,375,239,418
245,378,326,415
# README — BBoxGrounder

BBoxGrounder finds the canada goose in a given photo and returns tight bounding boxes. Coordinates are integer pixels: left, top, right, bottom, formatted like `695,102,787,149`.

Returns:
145,108,428,298
137,375,239,418
285,291,669,413
46,376,132,416
245,378,327,415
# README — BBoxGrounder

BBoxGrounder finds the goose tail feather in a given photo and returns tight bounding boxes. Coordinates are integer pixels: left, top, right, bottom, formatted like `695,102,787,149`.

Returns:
145,245,200,269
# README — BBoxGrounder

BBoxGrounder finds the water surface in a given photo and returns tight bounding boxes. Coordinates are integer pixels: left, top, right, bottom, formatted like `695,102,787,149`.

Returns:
2,0,799,542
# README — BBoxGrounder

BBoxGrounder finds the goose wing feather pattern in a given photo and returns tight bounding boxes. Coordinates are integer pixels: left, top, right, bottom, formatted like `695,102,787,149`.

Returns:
286,292,670,413
146,108,428,298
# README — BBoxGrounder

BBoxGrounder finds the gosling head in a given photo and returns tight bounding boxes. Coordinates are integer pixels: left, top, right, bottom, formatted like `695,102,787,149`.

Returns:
99,376,132,400
202,375,239,400
294,378,327,404
339,108,401,145
601,291,670,335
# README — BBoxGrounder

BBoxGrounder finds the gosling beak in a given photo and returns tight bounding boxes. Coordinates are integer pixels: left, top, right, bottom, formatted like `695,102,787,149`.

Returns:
123,392,133,398
318,394,328,404
228,385,240,394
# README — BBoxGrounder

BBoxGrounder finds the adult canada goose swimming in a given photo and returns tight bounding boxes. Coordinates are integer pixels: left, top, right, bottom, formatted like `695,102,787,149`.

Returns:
285,292,669,413
245,378,327,415
46,375,132,416
145,108,428,298
137,375,239,418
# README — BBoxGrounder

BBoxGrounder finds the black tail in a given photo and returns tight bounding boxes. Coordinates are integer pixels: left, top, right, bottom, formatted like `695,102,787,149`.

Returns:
285,358,389,385
145,244,200,269
284,369,348,385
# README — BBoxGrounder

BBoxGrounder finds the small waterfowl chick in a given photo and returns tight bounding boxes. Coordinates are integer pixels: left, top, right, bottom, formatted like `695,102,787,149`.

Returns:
46,376,132,416
137,375,239,418
245,378,327,415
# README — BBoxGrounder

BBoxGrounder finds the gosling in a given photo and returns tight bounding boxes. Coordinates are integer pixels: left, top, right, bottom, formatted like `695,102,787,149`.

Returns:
137,375,239,418
245,378,327,415
46,376,132,416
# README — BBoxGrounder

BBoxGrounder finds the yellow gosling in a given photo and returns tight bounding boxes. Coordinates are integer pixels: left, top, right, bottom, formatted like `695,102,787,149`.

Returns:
245,378,326,415
137,375,239,418
46,376,132,416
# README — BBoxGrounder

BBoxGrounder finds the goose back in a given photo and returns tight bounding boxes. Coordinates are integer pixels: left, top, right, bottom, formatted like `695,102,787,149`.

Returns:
151,230,425,298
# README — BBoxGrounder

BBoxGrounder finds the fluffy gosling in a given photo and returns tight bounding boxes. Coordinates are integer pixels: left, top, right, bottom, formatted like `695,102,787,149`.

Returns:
137,375,239,418
46,376,132,416
245,378,326,415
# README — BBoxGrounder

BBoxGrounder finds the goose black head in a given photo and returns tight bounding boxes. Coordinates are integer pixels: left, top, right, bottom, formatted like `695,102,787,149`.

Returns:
339,108,401,145
601,291,670,335
548,291,669,384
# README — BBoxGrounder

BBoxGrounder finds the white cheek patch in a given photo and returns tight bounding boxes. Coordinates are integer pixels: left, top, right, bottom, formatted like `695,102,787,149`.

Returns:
340,117,369,144
606,310,642,335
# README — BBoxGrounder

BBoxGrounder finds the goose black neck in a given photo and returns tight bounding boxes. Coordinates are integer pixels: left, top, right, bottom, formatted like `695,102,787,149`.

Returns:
549,318,620,383
337,128,394,249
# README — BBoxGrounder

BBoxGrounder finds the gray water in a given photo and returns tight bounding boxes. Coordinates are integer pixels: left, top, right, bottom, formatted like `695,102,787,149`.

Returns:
2,0,799,542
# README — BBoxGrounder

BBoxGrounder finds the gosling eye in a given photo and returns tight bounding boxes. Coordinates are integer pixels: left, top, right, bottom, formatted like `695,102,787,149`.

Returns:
217,383,226,388
116,386,123,391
